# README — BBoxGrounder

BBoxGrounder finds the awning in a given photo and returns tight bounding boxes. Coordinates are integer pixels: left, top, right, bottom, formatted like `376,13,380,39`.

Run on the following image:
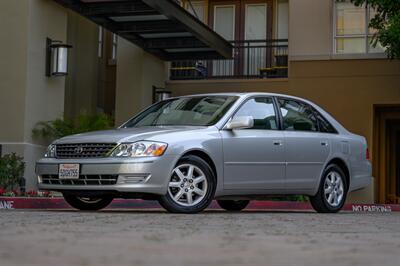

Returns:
53,0,233,60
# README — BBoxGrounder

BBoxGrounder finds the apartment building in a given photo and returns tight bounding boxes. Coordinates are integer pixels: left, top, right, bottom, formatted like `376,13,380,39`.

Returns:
0,0,399,203
167,0,400,204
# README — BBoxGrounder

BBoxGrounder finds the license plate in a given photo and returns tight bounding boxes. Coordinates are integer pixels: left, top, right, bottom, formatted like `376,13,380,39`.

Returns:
59,164,80,180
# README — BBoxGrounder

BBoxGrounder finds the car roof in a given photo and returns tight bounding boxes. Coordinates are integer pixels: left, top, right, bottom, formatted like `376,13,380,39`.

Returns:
175,92,311,102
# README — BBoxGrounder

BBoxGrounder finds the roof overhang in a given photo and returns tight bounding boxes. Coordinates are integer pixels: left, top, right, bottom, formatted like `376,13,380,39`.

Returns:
53,0,233,60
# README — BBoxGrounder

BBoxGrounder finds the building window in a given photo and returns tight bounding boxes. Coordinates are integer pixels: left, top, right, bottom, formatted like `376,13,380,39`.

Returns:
98,26,103,58
185,1,206,23
112,33,118,60
334,0,384,54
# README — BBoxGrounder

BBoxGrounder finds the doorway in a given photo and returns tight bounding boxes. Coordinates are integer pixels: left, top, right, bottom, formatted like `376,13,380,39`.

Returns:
374,106,400,203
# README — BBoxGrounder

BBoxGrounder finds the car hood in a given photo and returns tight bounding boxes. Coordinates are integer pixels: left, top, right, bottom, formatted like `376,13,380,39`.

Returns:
54,126,208,144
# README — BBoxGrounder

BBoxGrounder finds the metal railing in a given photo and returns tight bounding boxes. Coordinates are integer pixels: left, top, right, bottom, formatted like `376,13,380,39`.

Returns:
170,39,288,80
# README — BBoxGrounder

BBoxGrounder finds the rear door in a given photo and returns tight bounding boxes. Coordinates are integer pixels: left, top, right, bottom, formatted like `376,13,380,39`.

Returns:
277,98,331,190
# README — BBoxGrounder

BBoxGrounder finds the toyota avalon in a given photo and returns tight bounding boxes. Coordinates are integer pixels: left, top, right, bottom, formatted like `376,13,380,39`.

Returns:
36,93,372,213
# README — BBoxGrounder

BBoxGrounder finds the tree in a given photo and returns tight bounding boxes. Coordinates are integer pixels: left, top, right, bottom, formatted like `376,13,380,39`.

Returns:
350,0,400,59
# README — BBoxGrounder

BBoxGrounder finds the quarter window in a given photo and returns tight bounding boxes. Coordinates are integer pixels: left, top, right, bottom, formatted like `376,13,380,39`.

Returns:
233,97,278,130
314,110,337,134
279,99,318,132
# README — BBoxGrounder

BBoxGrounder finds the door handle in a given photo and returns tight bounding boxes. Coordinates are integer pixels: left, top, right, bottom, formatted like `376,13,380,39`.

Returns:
273,140,283,146
320,141,329,146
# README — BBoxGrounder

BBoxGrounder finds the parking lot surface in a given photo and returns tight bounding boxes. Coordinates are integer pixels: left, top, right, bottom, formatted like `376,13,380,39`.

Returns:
1,209,399,266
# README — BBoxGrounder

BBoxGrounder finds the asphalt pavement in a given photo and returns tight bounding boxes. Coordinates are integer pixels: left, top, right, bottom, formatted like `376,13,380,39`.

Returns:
1,209,399,266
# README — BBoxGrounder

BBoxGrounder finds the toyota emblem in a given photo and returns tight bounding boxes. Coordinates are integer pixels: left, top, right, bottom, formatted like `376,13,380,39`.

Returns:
74,146,84,154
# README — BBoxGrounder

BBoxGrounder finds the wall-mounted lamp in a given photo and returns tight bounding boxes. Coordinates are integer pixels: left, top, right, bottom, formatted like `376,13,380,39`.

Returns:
152,86,172,103
46,38,72,77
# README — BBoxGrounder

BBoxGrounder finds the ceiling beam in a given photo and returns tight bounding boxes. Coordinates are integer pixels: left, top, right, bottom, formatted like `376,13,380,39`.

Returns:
144,37,206,49
115,20,186,34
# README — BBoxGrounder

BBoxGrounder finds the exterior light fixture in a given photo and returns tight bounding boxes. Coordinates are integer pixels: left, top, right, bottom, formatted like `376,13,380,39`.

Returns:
45,38,72,77
152,86,172,103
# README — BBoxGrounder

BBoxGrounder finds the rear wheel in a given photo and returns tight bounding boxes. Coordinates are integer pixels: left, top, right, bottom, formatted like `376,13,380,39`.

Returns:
63,194,113,211
310,164,348,213
158,155,216,213
217,200,250,211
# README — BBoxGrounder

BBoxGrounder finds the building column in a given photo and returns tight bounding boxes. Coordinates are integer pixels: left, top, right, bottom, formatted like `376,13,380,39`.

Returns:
0,0,68,190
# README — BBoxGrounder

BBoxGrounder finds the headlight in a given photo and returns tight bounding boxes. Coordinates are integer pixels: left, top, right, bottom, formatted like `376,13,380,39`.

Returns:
110,141,167,158
44,144,56,158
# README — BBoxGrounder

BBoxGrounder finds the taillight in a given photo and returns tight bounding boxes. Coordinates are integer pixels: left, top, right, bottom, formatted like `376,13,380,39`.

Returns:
366,148,370,160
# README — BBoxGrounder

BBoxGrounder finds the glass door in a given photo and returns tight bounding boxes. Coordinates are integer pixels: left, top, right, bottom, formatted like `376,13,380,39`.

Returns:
244,3,267,76
212,4,236,77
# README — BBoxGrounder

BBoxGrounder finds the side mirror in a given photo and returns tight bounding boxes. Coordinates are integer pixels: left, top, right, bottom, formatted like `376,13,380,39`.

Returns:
225,116,254,130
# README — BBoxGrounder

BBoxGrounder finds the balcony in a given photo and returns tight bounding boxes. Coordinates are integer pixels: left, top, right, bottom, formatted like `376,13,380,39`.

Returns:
169,39,288,80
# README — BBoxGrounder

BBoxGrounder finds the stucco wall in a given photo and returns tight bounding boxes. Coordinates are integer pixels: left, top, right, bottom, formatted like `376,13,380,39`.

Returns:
115,38,166,125
25,0,67,144
289,0,332,60
0,0,29,142
0,0,68,190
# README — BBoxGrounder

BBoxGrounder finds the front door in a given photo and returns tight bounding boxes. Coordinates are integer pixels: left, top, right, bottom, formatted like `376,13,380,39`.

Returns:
221,97,285,190
277,98,330,190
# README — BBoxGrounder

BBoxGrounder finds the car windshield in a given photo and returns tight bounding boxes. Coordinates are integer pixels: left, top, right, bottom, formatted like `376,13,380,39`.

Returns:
122,96,238,127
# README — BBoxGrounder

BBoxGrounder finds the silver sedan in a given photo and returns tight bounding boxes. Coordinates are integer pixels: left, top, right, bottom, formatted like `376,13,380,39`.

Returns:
36,93,372,213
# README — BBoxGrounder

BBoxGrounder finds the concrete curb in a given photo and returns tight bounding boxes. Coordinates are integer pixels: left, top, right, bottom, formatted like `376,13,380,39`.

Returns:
0,197,398,212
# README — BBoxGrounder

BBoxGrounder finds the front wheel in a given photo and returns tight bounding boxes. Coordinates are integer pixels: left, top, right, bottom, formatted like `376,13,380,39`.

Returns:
217,200,250,211
63,194,113,211
310,164,348,213
158,155,216,213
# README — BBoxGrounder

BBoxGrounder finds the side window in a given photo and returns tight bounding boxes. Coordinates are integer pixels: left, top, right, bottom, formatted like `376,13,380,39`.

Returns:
278,98,318,132
233,97,278,130
314,110,337,134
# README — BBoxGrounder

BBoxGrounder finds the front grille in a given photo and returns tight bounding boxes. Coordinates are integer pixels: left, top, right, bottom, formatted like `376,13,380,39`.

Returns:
41,174,118,186
56,143,117,159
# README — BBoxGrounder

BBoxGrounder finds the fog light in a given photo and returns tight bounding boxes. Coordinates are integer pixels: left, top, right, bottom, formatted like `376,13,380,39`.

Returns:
117,174,150,184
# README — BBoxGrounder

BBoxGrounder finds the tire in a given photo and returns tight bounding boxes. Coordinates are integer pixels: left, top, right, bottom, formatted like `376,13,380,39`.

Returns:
63,194,113,211
158,155,216,213
217,200,250,211
310,164,348,213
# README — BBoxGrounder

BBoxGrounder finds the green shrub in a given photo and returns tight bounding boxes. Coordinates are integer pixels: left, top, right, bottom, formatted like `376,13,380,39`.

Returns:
32,112,114,142
269,195,309,202
0,153,25,191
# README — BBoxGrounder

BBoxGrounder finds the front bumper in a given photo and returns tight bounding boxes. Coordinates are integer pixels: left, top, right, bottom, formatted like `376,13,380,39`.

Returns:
35,156,177,195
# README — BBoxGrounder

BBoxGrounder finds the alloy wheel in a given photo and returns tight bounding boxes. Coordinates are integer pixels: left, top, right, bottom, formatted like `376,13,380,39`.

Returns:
168,164,208,207
324,171,344,207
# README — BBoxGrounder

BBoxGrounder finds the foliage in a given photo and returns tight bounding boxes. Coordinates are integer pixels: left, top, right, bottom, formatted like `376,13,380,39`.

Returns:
271,195,309,202
0,188,53,198
32,112,114,142
351,0,400,59
0,153,25,191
